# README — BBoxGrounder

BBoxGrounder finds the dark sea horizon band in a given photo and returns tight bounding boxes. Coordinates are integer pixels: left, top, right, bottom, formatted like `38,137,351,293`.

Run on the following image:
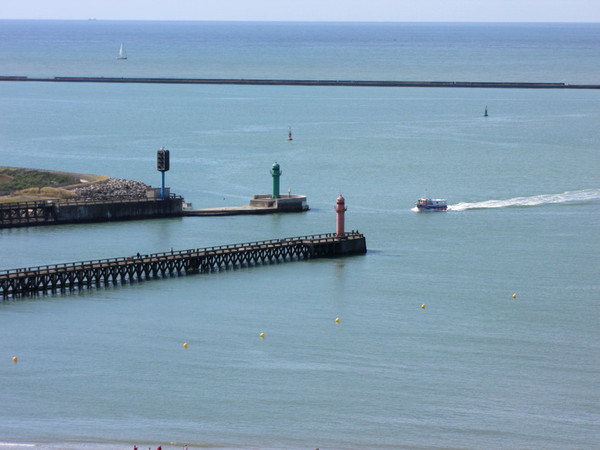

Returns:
1,75,598,89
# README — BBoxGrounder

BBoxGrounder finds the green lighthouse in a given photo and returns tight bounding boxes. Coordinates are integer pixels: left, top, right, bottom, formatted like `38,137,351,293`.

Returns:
270,162,282,198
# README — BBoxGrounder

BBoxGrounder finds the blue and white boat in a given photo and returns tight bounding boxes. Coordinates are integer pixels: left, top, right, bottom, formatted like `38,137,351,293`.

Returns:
415,192,447,211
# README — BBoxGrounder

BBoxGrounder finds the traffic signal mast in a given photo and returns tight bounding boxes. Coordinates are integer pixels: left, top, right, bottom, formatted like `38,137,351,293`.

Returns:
157,147,170,198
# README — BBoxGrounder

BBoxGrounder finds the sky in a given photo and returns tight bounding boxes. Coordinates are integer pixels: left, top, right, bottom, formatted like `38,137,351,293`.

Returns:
1,0,599,22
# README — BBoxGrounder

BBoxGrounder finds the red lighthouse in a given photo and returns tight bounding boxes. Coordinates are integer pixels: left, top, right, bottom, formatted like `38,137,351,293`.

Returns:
335,195,347,237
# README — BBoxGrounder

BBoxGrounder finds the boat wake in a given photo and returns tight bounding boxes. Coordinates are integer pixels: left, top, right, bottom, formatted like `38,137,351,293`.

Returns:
0,444,35,448
448,189,600,211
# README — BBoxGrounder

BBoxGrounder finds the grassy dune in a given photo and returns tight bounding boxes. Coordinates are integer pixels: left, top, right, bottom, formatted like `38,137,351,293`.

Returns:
0,167,107,203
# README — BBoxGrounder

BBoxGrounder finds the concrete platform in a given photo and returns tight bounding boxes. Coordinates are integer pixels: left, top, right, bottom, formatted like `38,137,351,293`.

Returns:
183,194,308,217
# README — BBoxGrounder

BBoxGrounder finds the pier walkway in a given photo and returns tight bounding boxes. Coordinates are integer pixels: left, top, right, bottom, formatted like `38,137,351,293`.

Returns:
0,231,366,298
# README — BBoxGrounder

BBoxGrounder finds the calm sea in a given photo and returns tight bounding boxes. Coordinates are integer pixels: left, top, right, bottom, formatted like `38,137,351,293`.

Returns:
0,21,599,450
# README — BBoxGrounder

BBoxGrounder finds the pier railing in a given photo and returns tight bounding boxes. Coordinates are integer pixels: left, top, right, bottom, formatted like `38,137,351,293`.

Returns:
0,231,366,298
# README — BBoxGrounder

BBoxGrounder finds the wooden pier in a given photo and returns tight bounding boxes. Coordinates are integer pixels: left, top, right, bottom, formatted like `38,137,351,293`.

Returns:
0,232,366,298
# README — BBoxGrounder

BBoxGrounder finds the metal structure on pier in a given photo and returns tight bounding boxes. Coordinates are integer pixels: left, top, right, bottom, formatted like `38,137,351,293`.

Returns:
0,200,57,226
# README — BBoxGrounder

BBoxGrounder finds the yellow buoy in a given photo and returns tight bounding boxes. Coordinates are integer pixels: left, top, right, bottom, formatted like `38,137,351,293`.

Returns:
335,317,340,323
183,342,188,349
421,304,426,309
259,332,265,338
512,293,517,299
12,356,18,363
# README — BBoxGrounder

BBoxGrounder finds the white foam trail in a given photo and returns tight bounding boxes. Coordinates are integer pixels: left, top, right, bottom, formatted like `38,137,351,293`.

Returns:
0,444,35,448
448,189,600,211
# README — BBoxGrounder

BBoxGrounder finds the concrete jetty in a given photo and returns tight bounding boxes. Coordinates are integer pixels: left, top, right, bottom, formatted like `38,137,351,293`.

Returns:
1,76,598,89
183,194,309,216
0,196,183,228
184,162,308,216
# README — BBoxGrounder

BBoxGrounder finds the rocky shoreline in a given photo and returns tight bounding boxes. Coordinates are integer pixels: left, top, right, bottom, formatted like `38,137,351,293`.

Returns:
72,178,150,202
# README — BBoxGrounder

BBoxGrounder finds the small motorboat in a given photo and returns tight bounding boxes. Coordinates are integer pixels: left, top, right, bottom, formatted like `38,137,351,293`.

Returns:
415,192,447,211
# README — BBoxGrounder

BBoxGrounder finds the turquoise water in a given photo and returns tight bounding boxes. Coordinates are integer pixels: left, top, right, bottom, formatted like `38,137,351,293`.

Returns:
1,21,599,449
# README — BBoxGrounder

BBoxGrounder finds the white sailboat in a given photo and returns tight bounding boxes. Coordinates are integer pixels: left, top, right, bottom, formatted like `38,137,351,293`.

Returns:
116,43,127,60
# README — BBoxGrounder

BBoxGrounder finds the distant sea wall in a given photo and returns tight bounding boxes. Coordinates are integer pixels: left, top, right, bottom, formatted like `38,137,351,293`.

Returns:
1,197,183,228
1,76,598,89
55,197,183,224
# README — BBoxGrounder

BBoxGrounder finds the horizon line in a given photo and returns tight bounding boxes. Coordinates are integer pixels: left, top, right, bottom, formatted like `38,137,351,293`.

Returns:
1,18,599,24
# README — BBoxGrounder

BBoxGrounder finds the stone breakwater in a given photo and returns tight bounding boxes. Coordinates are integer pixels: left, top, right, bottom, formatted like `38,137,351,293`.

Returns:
2,76,599,89
72,178,150,202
